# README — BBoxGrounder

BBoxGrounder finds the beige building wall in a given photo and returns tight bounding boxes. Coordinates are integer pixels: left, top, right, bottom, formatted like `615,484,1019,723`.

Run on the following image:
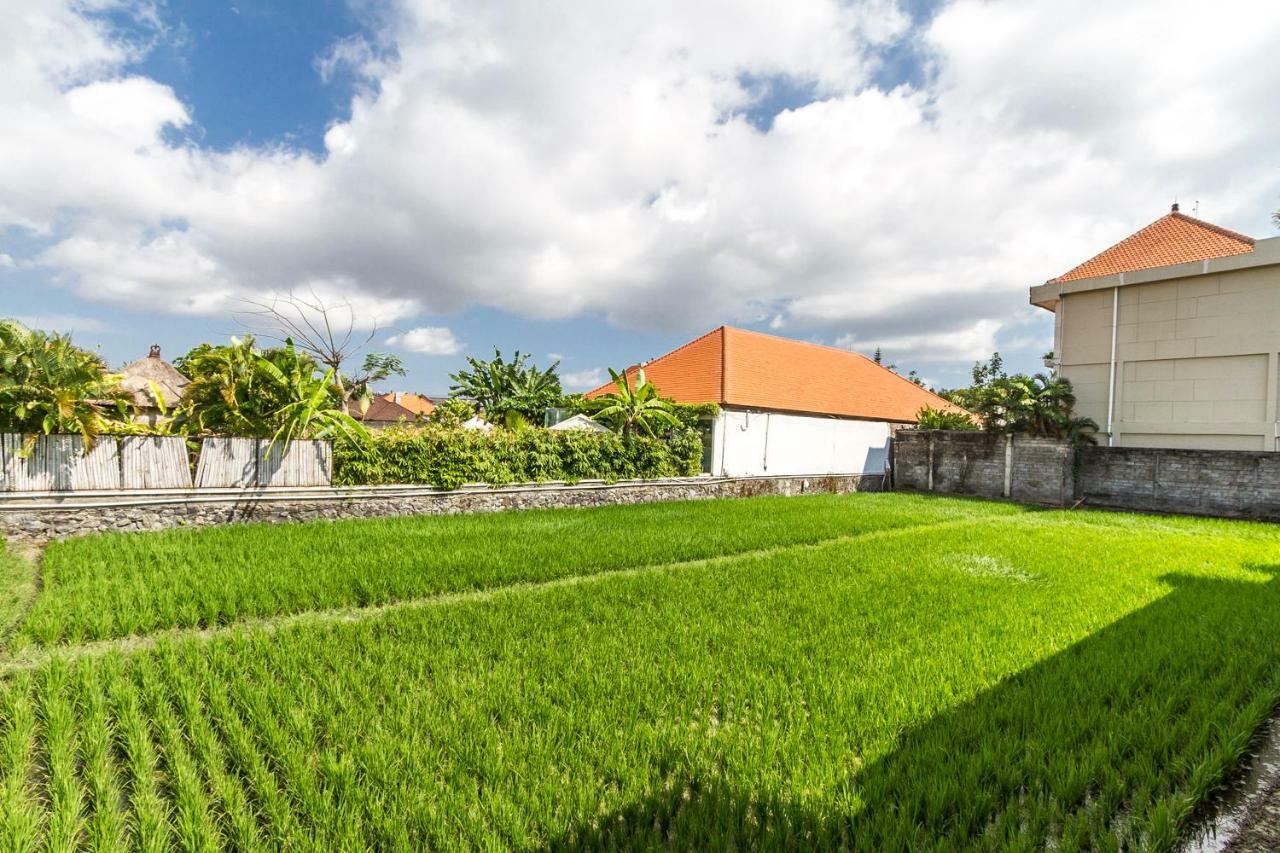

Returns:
1052,257,1280,451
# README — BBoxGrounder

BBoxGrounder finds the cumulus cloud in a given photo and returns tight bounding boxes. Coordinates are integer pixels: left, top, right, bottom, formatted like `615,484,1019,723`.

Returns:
4,0,1280,376
386,326,464,355
562,367,606,391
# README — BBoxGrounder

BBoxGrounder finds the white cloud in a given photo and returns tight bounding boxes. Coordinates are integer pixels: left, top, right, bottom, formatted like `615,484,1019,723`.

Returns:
0,254,13,269
562,367,606,391
4,0,1280,379
836,320,1004,364
386,326,464,355
6,313,105,334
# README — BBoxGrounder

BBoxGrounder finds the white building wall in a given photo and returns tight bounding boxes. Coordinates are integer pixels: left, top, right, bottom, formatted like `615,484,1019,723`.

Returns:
710,409,892,477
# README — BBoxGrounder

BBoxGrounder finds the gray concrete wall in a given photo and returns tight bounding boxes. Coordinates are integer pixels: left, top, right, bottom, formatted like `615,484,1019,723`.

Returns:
1077,446,1280,519
893,431,1074,506
897,429,1280,521
0,473,885,544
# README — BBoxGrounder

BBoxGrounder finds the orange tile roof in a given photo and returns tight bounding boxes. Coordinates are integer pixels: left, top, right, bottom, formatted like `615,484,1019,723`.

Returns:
381,392,435,416
586,326,968,423
1051,207,1254,283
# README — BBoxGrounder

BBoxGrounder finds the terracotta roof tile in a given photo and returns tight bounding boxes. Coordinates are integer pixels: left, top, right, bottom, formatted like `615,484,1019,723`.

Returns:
1051,209,1254,283
380,392,435,416
586,326,967,423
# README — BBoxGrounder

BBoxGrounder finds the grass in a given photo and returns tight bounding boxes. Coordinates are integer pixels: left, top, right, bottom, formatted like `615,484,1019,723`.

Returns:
0,494,1279,849
19,492,1024,646
0,541,37,643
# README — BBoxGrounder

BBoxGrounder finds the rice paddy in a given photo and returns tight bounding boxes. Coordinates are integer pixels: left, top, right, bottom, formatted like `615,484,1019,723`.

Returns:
1,493,1279,849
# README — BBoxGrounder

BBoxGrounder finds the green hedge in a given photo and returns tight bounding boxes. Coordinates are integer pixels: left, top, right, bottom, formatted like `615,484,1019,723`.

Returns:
333,425,703,490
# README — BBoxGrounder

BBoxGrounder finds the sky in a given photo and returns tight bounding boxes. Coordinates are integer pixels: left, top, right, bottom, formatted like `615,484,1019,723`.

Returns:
2,1,1279,397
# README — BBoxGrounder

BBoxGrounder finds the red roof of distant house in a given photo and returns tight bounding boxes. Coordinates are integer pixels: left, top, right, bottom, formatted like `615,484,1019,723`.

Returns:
355,395,417,423
1051,207,1254,283
585,326,967,423
380,392,435,416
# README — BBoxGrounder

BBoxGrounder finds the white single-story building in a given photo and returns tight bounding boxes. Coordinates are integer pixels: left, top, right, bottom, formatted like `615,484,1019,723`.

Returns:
587,326,967,477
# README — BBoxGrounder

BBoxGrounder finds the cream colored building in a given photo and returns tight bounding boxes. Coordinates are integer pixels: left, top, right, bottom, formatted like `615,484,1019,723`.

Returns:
1030,206,1280,451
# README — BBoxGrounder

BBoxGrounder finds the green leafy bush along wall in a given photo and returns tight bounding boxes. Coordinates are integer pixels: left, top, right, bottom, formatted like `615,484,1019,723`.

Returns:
333,425,704,489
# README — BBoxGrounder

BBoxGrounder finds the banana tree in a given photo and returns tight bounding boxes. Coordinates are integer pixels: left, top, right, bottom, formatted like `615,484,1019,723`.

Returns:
592,368,680,439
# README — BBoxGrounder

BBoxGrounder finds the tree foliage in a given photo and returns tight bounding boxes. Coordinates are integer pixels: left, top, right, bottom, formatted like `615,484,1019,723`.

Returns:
942,353,1097,444
0,319,128,446
427,398,478,429
916,406,977,431
176,336,367,444
448,349,562,424
590,368,680,438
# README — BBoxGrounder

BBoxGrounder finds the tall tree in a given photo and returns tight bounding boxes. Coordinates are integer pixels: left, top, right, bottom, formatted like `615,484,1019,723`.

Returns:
238,290,403,410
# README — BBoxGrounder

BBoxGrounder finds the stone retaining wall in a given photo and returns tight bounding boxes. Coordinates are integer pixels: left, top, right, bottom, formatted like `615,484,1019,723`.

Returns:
0,473,885,543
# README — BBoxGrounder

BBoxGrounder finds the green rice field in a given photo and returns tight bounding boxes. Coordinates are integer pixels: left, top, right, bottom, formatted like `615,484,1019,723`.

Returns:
2,492,1279,849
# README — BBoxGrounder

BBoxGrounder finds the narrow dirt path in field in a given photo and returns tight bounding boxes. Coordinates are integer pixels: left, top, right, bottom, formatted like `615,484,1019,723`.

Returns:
0,514,1026,674
0,543,41,650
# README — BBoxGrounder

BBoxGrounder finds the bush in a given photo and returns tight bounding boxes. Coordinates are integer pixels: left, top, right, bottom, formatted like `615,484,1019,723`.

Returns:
916,406,977,430
333,424,703,489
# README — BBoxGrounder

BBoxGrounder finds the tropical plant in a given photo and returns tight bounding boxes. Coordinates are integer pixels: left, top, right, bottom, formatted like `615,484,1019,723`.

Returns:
427,398,478,429
592,368,681,439
0,319,129,447
255,342,369,448
942,354,1097,445
176,336,368,445
237,289,394,409
448,349,562,424
916,406,977,430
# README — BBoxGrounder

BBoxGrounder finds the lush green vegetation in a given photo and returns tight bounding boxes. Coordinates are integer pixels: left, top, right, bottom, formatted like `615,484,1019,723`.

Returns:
938,352,1099,445
21,494,1019,645
448,348,563,425
331,421,705,490
0,542,36,641
174,336,365,445
588,368,680,437
0,320,129,445
915,405,977,430
2,495,1280,850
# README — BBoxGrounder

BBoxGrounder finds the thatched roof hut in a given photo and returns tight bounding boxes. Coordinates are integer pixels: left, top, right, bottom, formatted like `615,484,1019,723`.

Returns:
120,345,189,411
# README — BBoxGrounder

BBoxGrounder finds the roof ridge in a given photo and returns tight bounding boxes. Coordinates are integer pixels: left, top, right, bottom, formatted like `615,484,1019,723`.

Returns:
1049,211,1255,284
1168,211,1255,245
724,325,959,411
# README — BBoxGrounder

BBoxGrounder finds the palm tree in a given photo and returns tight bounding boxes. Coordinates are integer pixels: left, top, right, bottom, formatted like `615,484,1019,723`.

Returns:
593,368,680,439
0,319,128,447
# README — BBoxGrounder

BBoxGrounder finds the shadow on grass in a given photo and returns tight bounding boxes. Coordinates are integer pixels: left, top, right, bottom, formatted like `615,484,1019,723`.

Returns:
539,568,1280,852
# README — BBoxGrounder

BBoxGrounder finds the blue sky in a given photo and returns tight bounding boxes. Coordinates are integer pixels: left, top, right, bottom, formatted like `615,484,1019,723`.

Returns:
4,0,1278,396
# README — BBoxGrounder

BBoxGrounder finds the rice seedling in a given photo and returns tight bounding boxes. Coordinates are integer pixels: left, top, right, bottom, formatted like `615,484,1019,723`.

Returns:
0,494,1278,849
21,492,1024,645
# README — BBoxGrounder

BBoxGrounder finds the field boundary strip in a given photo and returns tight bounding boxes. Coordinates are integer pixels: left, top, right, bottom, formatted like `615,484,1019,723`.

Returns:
0,514,1039,674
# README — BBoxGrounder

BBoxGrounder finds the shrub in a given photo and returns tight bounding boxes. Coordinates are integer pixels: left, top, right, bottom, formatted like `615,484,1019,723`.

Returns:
916,406,977,430
333,424,702,489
